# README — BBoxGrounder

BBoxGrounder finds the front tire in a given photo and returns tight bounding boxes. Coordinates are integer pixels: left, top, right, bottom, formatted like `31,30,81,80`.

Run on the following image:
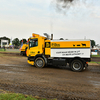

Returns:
35,57,45,68
70,59,84,72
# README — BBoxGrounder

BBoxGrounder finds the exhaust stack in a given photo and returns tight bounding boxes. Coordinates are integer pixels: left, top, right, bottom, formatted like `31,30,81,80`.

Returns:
51,34,53,40
44,33,50,39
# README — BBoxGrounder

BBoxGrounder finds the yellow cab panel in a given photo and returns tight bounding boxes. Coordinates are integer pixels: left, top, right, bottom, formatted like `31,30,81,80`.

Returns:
45,40,51,56
21,44,28,51
27,35,46,57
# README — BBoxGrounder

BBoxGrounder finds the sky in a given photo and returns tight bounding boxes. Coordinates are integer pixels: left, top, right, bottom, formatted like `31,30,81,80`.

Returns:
0,0,100,45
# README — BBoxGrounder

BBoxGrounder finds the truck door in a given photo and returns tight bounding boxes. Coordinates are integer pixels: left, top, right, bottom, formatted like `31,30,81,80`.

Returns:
28,38,38,57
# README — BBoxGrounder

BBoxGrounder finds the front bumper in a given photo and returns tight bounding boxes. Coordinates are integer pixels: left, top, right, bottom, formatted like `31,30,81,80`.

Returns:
27,60,34,65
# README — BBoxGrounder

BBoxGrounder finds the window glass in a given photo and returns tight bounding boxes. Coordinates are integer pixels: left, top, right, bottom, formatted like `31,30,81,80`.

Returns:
29,39,38,48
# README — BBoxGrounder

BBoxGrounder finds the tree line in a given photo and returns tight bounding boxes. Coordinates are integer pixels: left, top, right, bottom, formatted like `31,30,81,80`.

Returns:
0,36,96,47
0,37,27,46
12,38,27,46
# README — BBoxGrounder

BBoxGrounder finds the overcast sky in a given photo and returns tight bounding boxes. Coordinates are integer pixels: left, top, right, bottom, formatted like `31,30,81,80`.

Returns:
0,0,100,44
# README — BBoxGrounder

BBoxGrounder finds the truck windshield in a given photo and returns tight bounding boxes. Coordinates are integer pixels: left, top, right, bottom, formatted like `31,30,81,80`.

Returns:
29,39,38,48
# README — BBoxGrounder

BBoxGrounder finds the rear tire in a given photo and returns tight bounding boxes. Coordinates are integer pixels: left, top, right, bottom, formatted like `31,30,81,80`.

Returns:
70,59,84,72
35,57,45,68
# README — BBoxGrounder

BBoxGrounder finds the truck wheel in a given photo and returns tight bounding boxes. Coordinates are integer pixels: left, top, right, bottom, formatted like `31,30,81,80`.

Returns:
20,51,24,56
70,59,84,72
35,57,45,68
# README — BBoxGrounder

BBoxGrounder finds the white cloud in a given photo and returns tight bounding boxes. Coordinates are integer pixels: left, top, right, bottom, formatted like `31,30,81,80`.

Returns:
0,0,100,44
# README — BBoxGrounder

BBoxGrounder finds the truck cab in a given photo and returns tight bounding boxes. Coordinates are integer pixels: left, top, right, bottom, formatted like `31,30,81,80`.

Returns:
27,33,46,65
20,44,28,56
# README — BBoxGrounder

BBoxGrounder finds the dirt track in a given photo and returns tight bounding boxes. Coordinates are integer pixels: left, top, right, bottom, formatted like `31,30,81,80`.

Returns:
0,53,100,100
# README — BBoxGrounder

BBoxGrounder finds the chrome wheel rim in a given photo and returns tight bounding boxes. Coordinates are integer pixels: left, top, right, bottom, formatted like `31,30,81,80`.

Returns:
73,62,81,70
36,59,43,67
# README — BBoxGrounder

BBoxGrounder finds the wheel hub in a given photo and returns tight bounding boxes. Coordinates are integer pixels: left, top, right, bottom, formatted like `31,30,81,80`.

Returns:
36,59,43,67
73,62,81,70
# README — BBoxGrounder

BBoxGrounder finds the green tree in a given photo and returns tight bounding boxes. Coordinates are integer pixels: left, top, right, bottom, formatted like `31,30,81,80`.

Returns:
12,38,20,46
91,40,95,48
0,36,10,44
20,39,27,45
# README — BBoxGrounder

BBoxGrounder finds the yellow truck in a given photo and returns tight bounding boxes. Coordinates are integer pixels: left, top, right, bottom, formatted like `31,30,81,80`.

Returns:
27,33,91,72
20,43,28,56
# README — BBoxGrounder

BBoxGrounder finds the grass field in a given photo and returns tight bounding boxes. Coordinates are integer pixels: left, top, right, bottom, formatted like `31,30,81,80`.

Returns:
92,55,100,57
0,49,5,51
0,51,20,53
0,49,20,53
0,93,50,100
